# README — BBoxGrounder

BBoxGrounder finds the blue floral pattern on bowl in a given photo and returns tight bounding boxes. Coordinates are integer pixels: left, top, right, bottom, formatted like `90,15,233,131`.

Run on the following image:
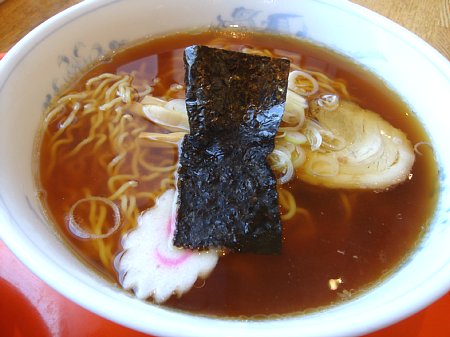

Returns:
45,39,127,107
216,6,308,38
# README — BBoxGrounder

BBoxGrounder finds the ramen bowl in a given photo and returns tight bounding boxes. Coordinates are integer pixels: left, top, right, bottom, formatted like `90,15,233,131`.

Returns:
1,0,450,336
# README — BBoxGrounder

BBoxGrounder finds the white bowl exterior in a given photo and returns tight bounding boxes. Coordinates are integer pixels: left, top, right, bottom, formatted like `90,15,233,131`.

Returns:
0,0,450,336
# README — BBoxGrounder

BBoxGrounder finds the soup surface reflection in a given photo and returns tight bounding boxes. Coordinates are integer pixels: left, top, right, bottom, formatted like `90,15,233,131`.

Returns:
38,30,438,317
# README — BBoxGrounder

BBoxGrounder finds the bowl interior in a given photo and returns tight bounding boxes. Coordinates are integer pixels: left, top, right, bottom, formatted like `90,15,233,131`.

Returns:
0,0,450,336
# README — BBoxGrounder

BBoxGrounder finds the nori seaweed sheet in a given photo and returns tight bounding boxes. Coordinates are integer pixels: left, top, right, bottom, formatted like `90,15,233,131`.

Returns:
174,45,290,254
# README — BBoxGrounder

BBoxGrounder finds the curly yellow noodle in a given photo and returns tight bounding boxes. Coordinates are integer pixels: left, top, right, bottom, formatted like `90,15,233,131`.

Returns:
118,194,138,235
99,97,123,111
78,105,97,118
278,188,297,221
50,103,81,142
98,240,113,271
108,180,138,201
57,92,88,105
66,135,96,158
93,134,107,152
130,142,142,177
94,205,113,272
127,195,136,220
131,126,147,137
90,76,120,98
44,104,65,128
65,110,105,158
105,76,129,100
87,192,98,232
111,151,129,174
141,172,163,182
114,132,130,151
120,194,128,215
107,174,138,192
295,207,313,223
160,177,176,190
317,82,338,95
135,191,158,203
46,137,73,178
92,205,107,237
107,151,126,175
86,73,120,87
88,201,117,271
138,156,178,173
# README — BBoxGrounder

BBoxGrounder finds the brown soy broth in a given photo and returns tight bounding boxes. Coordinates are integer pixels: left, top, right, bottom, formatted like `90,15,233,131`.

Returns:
38,30,438,317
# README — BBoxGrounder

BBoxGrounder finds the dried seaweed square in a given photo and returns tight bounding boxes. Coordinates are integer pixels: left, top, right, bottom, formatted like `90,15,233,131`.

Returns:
174,45,290,254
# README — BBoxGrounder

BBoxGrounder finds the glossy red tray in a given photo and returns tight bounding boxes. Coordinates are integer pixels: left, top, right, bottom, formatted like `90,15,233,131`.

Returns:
1,240,450,337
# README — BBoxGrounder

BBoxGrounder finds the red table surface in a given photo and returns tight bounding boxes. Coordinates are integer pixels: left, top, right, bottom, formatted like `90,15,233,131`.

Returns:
1,240,450,337
1,52,450,337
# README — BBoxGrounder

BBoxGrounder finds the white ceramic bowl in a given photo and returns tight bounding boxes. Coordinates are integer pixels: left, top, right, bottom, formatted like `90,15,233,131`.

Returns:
1,1,450,336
